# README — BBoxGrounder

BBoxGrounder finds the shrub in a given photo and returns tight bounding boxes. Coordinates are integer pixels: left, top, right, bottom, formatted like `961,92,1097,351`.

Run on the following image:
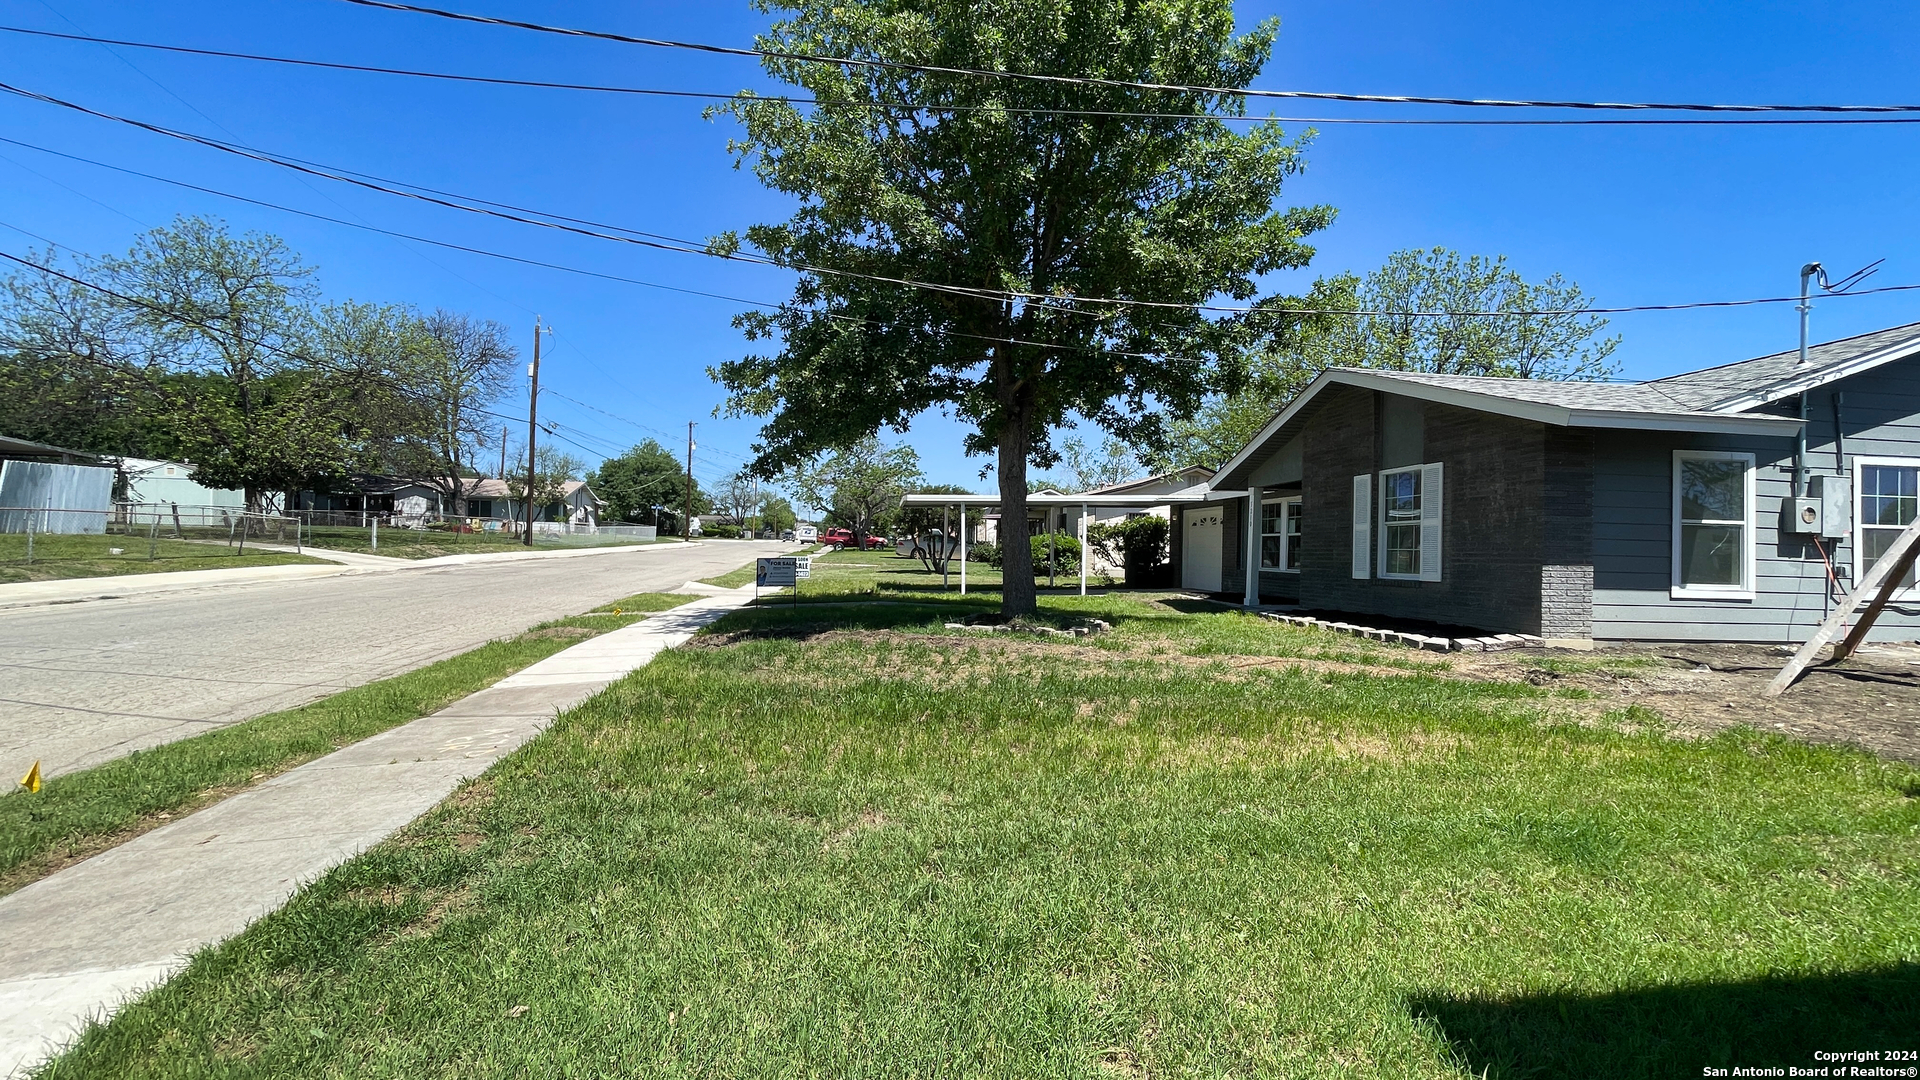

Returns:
701,523,743,539
1027,533,1081,575
967,541,1001,566
1088,516,1170,583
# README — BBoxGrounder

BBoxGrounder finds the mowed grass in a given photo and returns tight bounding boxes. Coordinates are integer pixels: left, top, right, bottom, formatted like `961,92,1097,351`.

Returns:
41,590,1920,1079
0,600,695,898
0,534,323,584
703,546,1024,592
298,526,668,560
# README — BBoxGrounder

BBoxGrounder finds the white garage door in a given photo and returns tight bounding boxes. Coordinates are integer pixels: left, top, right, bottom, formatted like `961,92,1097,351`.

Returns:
1182,507,1224,593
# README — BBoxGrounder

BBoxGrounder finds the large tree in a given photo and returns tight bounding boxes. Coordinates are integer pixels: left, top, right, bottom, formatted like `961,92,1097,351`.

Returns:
713,0,1330,614
0,255,173,457
1157,248,1621,469
591,439,702,526
790,437,923,548
403,310,518,515
92,217,369,511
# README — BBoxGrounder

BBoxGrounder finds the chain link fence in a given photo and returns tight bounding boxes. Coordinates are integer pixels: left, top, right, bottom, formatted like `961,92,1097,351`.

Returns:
1,504,306,577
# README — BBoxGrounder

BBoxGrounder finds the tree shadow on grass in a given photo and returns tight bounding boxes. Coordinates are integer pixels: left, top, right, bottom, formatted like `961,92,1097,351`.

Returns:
1410,964,1920,1079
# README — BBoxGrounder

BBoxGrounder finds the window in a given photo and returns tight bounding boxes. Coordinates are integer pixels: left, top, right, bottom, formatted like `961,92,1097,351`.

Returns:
1671,450,1754,598
1377,463,1442,581
1380,467,1422,577
1855,458,1920,596
468,499,495,518
1285,500,1302,570
1259,497,1302,571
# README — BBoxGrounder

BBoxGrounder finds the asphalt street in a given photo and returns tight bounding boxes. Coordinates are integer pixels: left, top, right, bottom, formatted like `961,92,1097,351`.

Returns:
0,540,790,782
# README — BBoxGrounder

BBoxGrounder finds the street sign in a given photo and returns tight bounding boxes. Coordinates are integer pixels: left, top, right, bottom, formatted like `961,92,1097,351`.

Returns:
756,556,811,588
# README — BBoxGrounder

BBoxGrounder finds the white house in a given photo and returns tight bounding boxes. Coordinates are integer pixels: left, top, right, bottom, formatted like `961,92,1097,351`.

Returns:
118,458,245,511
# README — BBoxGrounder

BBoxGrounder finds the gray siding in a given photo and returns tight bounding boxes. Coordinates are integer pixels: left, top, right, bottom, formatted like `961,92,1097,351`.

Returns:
1593,355,1920,643
1299,385,1552,634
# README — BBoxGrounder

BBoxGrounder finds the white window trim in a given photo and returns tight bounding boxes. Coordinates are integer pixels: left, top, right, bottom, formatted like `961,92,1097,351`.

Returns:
1670,449,1756,601
1851,455,1920,603
1259,495,1302,573
1377,464,1435,581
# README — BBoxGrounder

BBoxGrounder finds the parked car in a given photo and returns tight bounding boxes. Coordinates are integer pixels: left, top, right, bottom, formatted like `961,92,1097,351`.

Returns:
822,528,887,549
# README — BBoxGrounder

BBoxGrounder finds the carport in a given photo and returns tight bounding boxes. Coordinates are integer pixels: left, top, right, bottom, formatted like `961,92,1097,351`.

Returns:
897,490,1237,596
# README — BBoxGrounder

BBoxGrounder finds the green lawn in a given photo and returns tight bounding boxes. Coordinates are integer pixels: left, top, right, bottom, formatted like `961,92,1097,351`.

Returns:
0,598,697,899
39,574,1919,1078
701,546,1059,593
0,534,325,584
299,526,671,560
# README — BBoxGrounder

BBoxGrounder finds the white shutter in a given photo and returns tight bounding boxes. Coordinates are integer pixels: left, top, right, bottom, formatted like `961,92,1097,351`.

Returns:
1351,473,1371,579
1419,462,1444,582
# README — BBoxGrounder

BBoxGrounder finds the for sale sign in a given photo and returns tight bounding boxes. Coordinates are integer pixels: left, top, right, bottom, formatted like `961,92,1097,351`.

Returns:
755,556,810,587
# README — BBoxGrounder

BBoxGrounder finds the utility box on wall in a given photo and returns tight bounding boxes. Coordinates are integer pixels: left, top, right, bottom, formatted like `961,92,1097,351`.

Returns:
1785,474,1851,539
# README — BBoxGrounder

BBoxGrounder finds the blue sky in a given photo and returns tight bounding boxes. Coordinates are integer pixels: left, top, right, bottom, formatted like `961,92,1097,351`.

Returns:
1,1,1917,494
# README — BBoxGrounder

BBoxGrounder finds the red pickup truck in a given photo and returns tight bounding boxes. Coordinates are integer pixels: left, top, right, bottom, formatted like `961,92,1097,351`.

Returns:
821,528,887,549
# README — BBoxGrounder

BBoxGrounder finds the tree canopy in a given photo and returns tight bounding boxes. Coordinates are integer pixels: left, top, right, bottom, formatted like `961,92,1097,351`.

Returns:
1156,247,1622,470
591,439,703,526
0,217,525,513
713,0,1331,613
790,437,923,544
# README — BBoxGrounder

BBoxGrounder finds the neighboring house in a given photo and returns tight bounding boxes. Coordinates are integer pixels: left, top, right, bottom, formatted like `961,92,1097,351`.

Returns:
1178,321,1920,646
118,458,244,510
297,476,603,529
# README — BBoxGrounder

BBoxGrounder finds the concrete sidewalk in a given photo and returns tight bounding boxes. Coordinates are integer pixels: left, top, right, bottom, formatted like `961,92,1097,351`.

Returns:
0,587,756,1078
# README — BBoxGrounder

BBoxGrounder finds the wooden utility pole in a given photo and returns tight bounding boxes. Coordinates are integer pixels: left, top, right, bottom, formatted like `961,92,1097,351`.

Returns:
498,426,507,486
684,421,696,539
523,318,544,546
1767,515,1920,695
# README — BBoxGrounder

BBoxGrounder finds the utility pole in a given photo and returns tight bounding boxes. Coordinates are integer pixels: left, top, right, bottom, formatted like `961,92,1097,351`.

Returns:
523,318,548,546
498,426,507,485
684,421,696,539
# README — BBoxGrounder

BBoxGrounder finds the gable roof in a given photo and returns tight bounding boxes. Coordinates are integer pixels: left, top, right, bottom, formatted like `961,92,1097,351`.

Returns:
1074,466,1216,497
1643,320,1920,412
1213,320,1920,489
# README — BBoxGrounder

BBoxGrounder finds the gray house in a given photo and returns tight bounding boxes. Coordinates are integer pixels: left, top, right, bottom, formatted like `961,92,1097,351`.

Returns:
1180,322,1920,645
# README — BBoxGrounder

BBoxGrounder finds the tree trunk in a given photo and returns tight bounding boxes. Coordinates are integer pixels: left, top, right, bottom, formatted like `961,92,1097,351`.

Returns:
997,419,1035,616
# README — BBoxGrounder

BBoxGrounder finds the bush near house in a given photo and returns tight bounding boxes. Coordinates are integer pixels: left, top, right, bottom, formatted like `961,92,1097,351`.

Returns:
966,535,1080,575
1088,516,1171,586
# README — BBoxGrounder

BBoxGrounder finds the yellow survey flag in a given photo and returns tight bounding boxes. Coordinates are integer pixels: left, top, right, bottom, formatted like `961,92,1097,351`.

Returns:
19,760,41,793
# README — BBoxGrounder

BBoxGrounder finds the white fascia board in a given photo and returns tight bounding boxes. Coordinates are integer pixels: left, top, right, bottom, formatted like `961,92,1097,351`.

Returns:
1700,333,1920,413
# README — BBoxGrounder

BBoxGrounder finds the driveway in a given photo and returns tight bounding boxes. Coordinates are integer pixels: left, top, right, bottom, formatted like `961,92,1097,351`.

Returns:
0,541,791,782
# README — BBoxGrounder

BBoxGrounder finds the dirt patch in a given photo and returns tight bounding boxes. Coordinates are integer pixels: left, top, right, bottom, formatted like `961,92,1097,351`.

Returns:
823,808,888,849
693,617,1920,764
1459,643,1920,763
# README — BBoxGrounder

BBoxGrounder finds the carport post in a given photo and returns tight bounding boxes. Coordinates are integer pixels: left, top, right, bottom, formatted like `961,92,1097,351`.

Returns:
959,503,967,596
1079,502,1088,596
1244,489,1261,608
942,505,950,590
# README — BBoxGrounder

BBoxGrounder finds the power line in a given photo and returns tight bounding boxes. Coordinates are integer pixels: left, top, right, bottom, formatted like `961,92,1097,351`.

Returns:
540,385,754,465
9,24,1920,127
17,83,1920,320
0,238,531,430
335,0,1920,116
0,133,1184,368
